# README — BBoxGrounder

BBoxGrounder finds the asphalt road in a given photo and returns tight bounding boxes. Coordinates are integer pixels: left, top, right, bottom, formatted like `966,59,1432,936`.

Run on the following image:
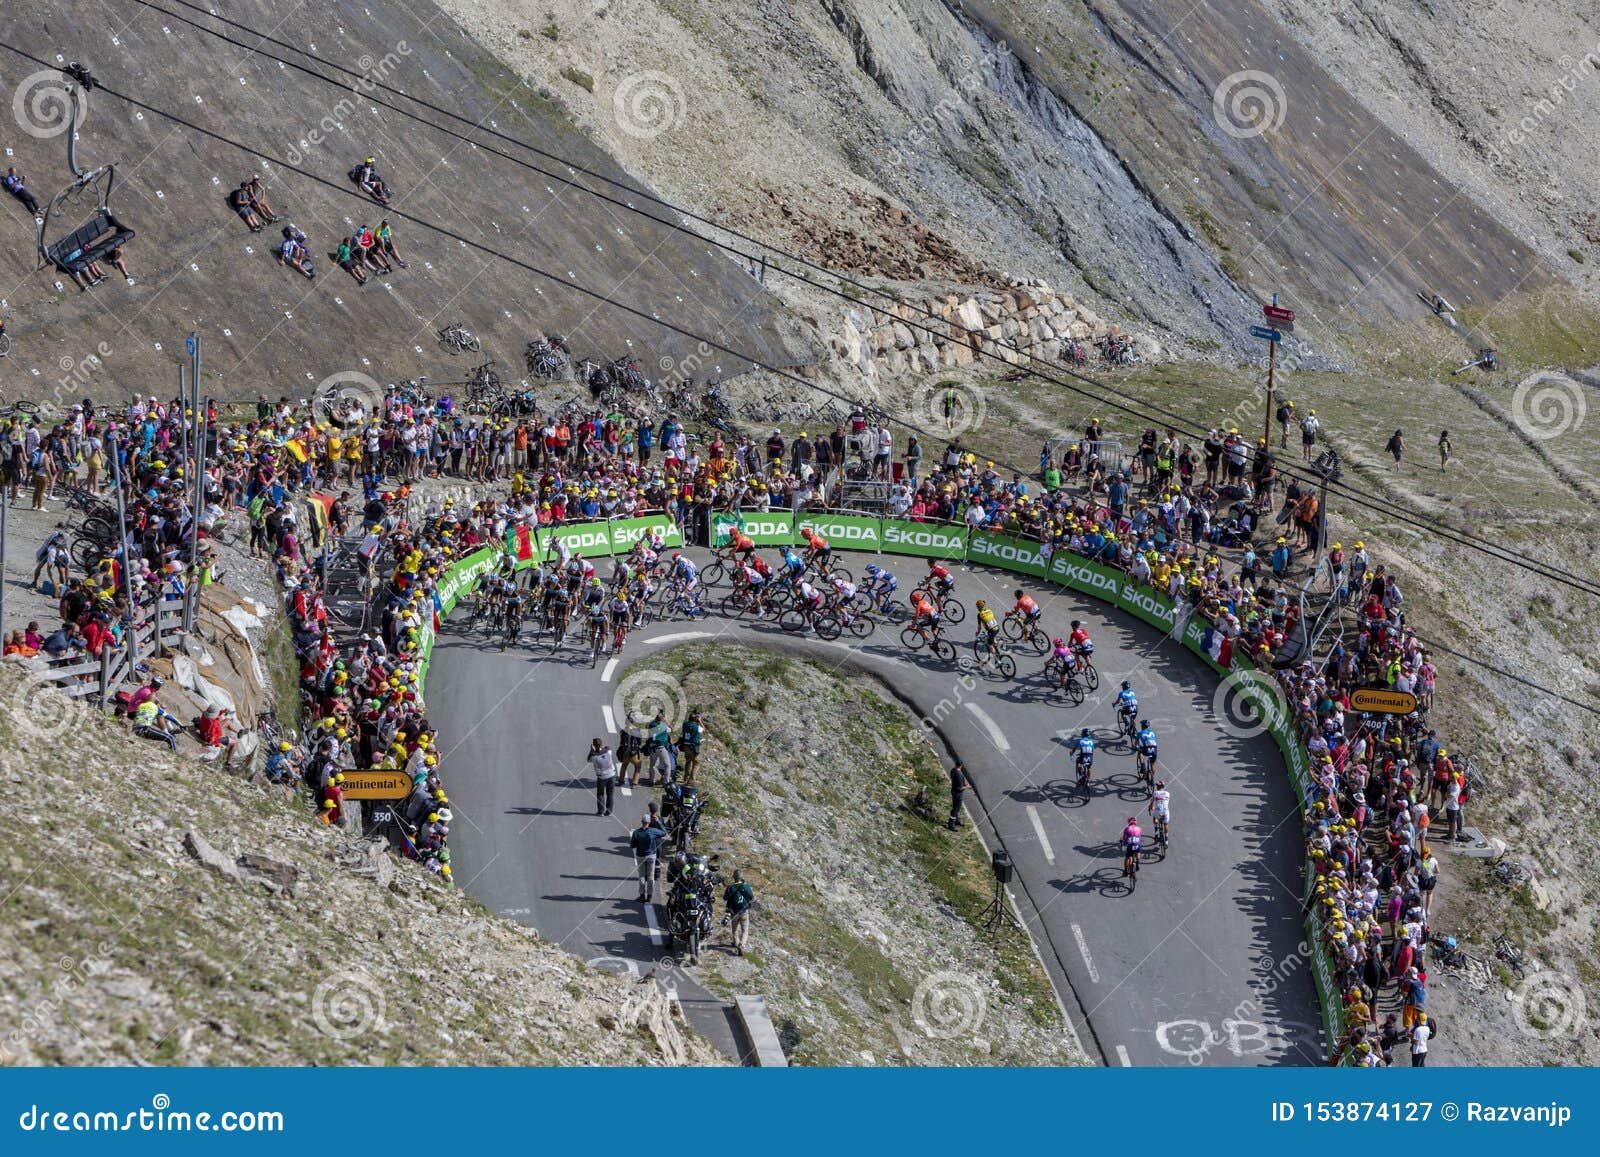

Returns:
426,549,1322,1067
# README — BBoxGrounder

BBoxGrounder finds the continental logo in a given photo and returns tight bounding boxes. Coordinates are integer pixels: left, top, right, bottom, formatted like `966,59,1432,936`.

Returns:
799,520,879,544
1349,687,1418,715
1050,555,1119,595
969,536,1041,568
884,525,963,551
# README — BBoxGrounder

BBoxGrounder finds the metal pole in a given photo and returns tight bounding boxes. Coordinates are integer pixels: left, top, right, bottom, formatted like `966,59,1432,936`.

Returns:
189,332,202,450
177,363,188,462
111,435,139,665
184,394,208,632
1263,336,1276,451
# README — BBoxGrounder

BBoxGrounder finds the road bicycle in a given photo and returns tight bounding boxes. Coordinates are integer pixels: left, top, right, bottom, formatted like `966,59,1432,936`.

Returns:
1136,745,1157,795
1123,842,1141,889
0,321,11,358
1043,654,1086,705
1075,755,1092,794
587,615,607,666
1431,934,1470,971
1493,933,1526,980
900,621,955,662
1152,813,1169,850
1001,609,1050,656
438,321,482,354
970,629,1016,679
721,583,777,621
912,581,965,624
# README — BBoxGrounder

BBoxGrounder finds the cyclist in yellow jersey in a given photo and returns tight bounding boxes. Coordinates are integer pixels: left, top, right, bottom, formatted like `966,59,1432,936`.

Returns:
975,599,1001,660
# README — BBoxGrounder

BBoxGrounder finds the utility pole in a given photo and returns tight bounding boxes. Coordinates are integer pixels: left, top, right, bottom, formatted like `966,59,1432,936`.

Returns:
1310,449,1341,574
177,363,188,461
1263,334,1277,450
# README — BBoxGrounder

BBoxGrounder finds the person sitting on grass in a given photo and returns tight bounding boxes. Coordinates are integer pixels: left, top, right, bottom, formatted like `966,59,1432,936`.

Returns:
337,237,367,284
277,228,314,278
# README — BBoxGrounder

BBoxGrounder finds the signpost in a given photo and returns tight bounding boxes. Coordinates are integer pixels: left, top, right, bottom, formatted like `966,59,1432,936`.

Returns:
339,769,412,800
1350,687,1418,716
1258,296,1295,449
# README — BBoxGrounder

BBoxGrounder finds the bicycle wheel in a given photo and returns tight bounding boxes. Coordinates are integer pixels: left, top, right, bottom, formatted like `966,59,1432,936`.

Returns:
779,607,809,633
941,597,966,624
931,637,955,662
1082,662,1100,691
720,592,750,619
814,614,842,641
881,598,906,622
1059,678,1085,707
71,537,103,570
996,652,1016,680
828,564,853,585
1023,628,1049,657
899,625,925,650
847,614,873,639
1001,616,1025,641
0,332,11,357
701,560,725,587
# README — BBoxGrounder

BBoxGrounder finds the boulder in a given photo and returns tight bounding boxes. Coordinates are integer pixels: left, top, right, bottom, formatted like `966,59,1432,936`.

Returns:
891,322,915,350
236,854,302,896
183,830,239,880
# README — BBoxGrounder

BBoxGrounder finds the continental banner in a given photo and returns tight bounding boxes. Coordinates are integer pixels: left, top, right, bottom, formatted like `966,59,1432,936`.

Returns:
967,531,1048,578
796,513,882,552
879,519,966,560
712,510,796,547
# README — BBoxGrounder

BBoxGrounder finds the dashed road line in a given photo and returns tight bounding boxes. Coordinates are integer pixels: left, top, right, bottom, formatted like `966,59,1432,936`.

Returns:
643,902,664,946
601,704,616,733
1027,805,1056,863
1072,923,1100,983
601,657,619,682
646,631,712,645
1116,1045,1132,1067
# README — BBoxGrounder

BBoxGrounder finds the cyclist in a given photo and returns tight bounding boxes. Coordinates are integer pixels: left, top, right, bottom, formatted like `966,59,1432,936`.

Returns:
1068,619,1095,672
501,584,525,648
796,578,826,634
586,583,609,653
801,527,832,575
1135,719,1159,780
1115,681,1139,735
909,588,942,641
1148,779,1171,844
547,579,572,637
1049,636,1077,688
1121,816,1143,877
780,545,806,582
728,528,756,564
862,563,898,609
1073,727,1096,783
975,599,1001,659
629,535,659,574
669,551,699,591
539,566,564,624
924,558,955,600
607,588,633,653
610,555,635,591
1010,589,1041,633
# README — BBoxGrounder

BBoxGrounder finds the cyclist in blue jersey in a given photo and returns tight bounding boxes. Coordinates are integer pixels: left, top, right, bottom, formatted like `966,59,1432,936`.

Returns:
1074,727,1096,787
1115,681,1139,737
1135,719,1159,788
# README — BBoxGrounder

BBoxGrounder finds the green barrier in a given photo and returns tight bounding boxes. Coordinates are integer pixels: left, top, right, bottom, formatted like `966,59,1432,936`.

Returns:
879,518,967,561
1304,907,1345,1056
542,522,618,558
711,510,796,547
796,513,883,552
967,530,1049,579
609,514,683,553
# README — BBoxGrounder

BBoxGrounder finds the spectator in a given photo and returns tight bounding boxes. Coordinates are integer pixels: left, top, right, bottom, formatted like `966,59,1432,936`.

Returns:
3,167,41,216
589,737,617,816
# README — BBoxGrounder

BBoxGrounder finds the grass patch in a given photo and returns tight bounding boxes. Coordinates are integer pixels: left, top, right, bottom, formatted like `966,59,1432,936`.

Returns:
560,67,595,93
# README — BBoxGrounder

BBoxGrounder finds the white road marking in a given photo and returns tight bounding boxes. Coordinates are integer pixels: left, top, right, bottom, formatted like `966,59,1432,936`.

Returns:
619,785,633,797
601,657,619,682
963,701,1010,751
646,631,712,645
1116,1045,1132,1067
643,902,664,946
1072,923,1100,983
1027,805,1056,863
601,704,616,733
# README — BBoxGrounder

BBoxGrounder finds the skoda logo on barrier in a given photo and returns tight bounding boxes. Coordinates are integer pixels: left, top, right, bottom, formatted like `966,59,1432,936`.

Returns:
1051,555,1118,595
555,530,611,551
1120,583,1175,625
971,537,1040,567
740,520,792,538
885,525,961,551
802,521,877,543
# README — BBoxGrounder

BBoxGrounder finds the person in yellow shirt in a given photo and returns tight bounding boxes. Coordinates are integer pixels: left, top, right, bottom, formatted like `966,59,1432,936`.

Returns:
975,599,1001,659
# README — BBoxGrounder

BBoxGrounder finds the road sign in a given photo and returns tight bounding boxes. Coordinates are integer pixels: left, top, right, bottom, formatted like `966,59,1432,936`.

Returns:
1263,304,1295,324
1349,687,1418,716
339,768,412,800
1250,325,1283,343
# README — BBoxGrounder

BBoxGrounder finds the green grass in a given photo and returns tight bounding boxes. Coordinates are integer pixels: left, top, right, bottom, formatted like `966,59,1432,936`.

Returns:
561,68,595,93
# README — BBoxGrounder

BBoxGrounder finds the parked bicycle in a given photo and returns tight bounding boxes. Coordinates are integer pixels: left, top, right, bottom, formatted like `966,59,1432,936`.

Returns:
438,321,482,354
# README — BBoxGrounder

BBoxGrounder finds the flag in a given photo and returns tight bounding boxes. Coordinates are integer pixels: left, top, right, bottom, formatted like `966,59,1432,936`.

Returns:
1202,626,1233,668
507,523,534,561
